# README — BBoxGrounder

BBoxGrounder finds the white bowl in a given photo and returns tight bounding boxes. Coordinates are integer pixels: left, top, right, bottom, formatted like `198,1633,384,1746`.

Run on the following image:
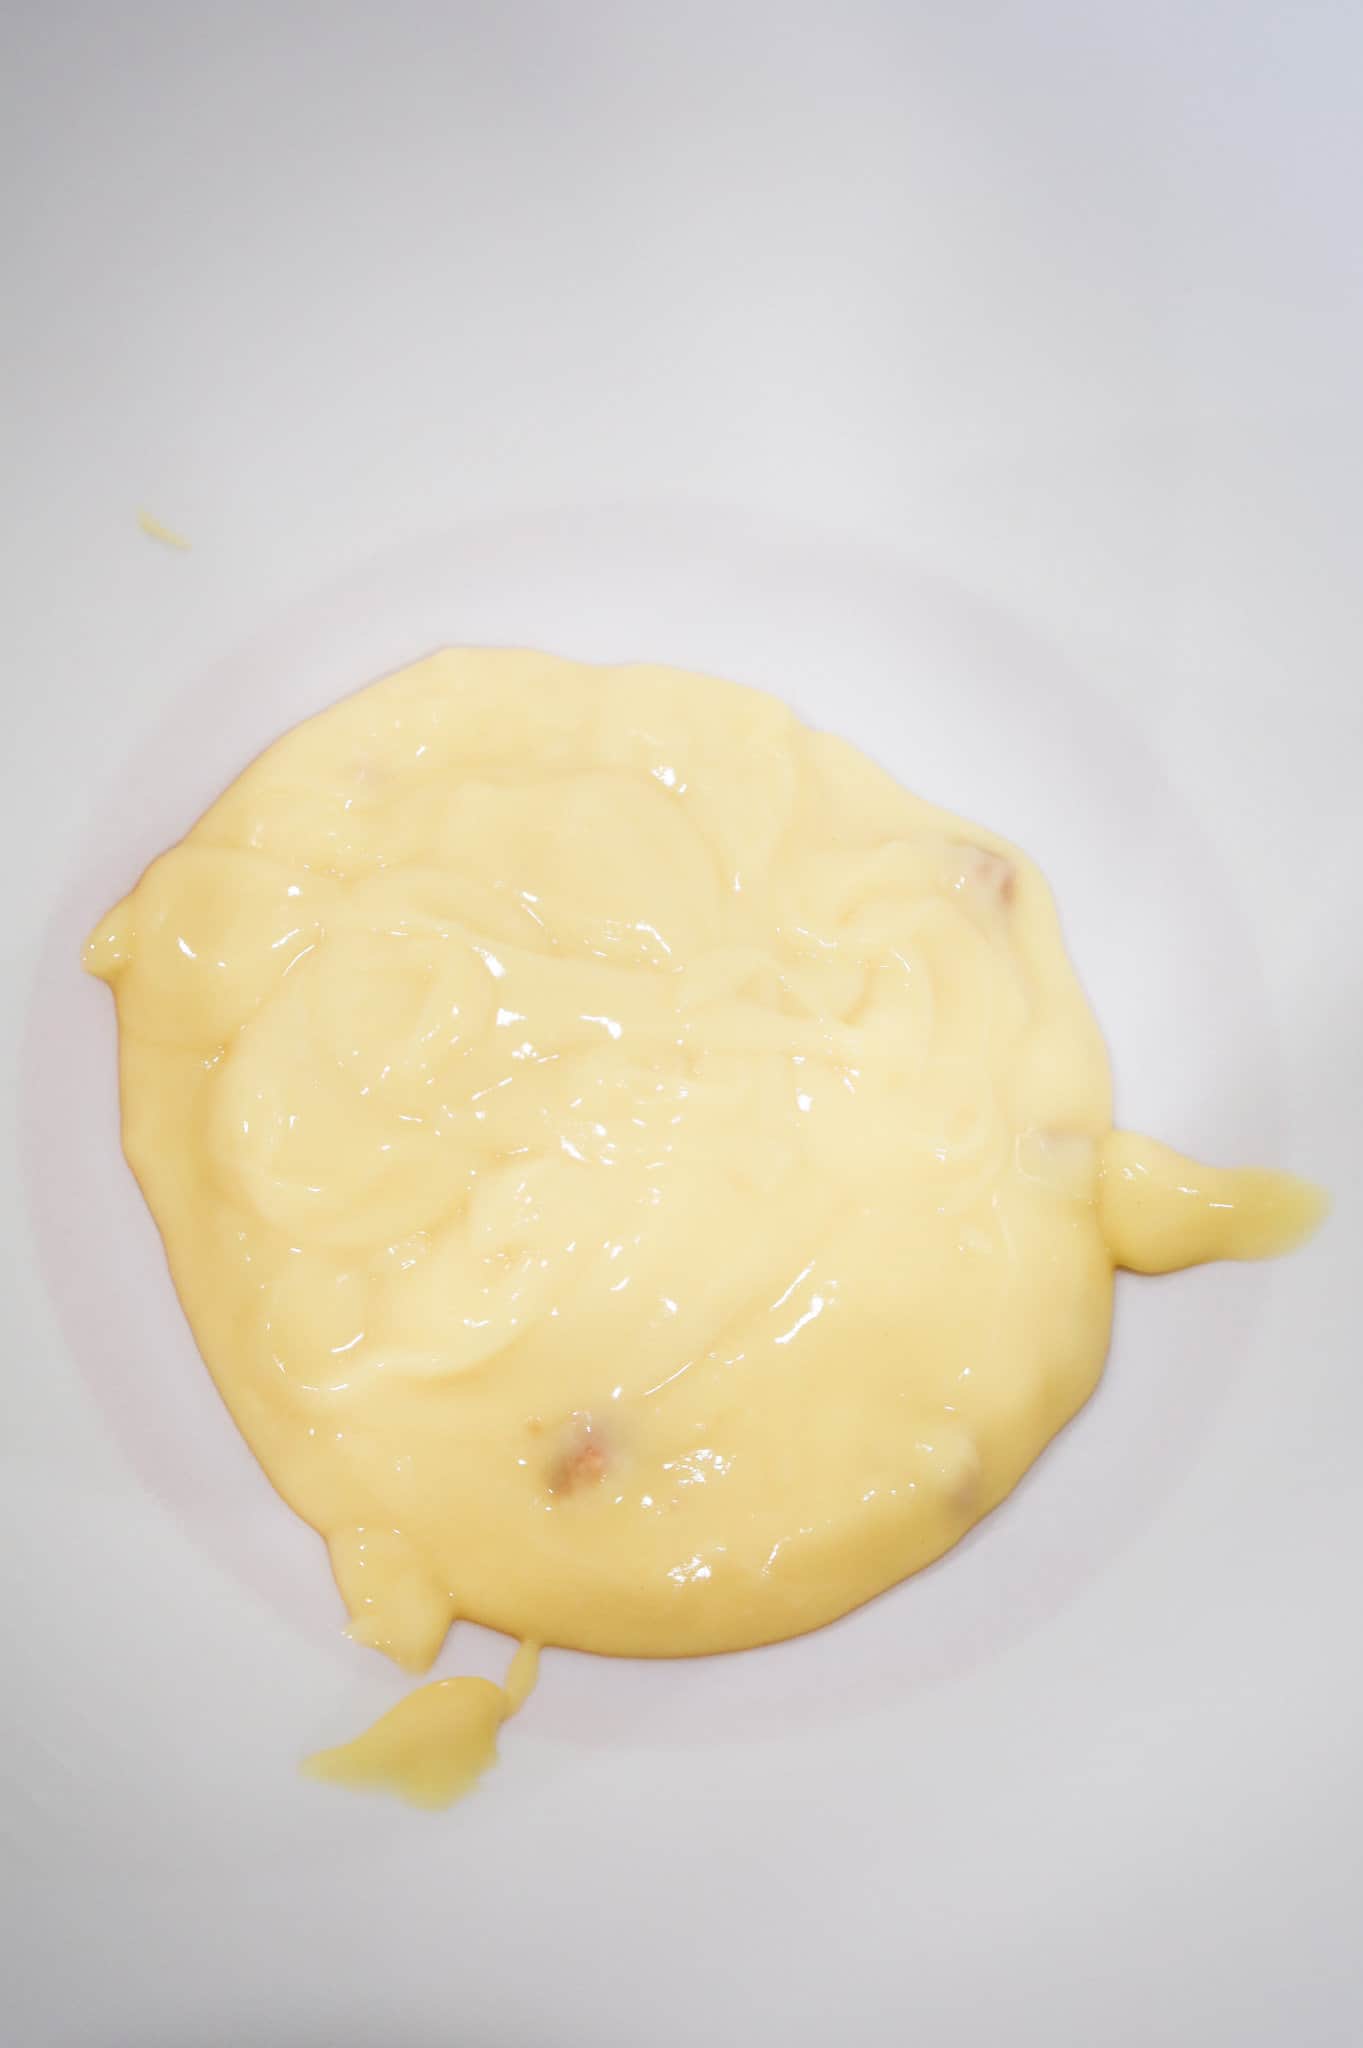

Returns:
6,9,1359,2045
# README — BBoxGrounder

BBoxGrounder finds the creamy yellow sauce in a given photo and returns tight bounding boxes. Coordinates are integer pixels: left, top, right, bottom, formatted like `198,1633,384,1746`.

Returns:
303,1642,540,1808
1099,1132,1324,1273
136,509,191,551
84,648,1324,1795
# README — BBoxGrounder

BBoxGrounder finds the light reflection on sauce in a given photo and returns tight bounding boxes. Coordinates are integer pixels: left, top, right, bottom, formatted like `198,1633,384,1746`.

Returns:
83,648,1325,1804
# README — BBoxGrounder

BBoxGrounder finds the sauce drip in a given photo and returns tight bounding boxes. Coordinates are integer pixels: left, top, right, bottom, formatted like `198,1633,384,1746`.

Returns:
303,1643,540,1809
1100,1133,1327,1273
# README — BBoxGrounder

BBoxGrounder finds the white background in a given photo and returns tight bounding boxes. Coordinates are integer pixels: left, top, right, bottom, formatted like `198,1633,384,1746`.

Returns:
2,5,1360,2044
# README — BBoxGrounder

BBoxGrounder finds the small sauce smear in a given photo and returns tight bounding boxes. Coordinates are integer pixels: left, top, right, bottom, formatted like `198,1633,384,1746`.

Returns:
1099,1132,1327,1273
136,508,191,550
303,1643,540,1809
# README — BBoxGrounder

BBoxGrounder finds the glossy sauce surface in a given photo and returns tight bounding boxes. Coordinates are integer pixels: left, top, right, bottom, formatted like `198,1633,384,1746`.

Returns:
85,649,1324,1685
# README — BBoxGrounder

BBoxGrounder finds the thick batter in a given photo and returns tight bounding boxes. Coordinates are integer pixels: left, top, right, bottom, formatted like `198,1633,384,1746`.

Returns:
85,650,1324,1786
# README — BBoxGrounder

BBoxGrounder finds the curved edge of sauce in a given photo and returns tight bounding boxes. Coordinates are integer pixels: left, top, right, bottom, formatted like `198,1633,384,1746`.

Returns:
301,1641,540,1810
1099,1131,1329,1275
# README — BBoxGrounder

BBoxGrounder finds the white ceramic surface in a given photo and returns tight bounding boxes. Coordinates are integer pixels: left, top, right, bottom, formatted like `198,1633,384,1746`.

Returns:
4,7,1359,2046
